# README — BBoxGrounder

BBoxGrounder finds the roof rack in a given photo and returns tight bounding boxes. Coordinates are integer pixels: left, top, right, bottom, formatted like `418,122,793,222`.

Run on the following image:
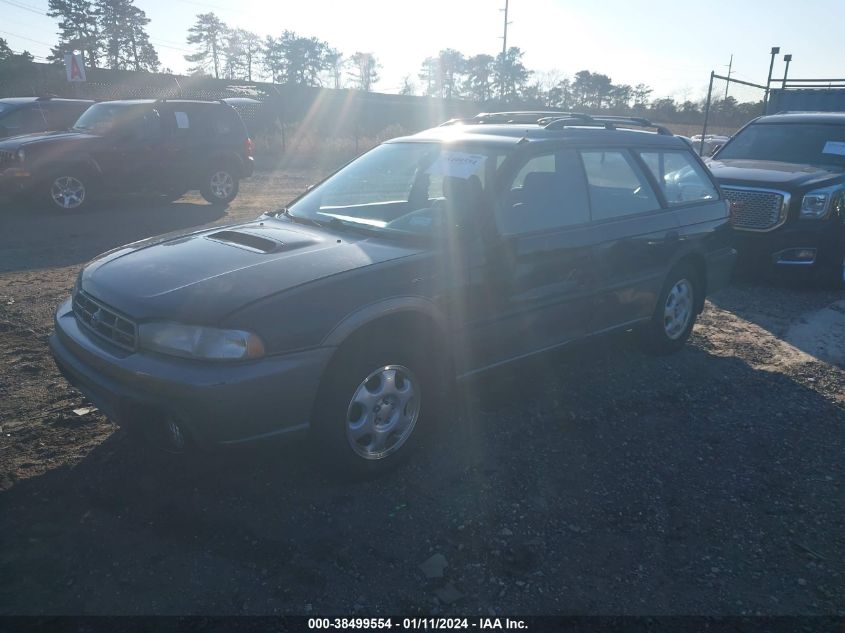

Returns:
440,111,577,126
440,111,673,135
543,114,673,135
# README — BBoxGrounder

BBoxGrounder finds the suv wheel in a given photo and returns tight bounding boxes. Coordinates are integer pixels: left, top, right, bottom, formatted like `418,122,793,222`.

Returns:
639,264,699,355
47,171,92,212
313,341,435,475
200,167,239,206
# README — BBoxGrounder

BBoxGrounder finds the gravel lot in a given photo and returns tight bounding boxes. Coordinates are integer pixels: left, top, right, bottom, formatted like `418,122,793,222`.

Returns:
0,171,843,616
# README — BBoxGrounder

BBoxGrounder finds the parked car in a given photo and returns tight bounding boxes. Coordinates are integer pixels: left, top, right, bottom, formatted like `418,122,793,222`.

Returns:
0,99,254,211
0,96,93,139
707,112,845,285
49,112,736,473
690,134,731,157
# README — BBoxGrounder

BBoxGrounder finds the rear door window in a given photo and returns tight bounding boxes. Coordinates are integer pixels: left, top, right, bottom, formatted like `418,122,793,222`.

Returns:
639,150,718,205
496,149,590,235
579,150,661,221
0,105,47,134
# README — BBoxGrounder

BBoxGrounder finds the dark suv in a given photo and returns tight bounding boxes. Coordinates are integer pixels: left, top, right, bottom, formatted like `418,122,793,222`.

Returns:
0,99,254,211
49,112,736,473
0,96,93,139
708,112,845,285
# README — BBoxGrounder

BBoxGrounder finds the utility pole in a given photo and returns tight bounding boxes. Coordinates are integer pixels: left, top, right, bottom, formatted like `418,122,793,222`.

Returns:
724,54,733,99
499,0,510,101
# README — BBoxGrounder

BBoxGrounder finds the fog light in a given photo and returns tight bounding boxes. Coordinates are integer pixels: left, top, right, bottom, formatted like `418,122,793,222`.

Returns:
774,248,816,265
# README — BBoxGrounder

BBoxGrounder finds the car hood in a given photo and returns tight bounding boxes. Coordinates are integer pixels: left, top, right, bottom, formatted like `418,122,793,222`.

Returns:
0,130,98,150
80,219,425,324
707,158,845,190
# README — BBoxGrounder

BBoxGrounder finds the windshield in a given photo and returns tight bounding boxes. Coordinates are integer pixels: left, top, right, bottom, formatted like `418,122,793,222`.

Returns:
72,103,153,134
716,122,845,169
287,142,505,237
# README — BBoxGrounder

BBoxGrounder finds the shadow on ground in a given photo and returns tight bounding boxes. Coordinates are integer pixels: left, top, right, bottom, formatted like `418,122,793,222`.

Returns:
1,334,842,615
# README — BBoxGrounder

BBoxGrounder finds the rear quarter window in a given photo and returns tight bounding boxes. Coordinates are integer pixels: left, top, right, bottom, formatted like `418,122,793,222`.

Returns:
639,150,718,205
580,150,661,221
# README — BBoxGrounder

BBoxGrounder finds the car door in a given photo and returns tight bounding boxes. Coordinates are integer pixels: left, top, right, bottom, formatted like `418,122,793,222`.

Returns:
105,107,167,193
580,147,680,332
460,147,600,373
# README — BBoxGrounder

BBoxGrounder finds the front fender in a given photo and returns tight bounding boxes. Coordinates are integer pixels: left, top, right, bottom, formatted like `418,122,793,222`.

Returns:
321,295,449,348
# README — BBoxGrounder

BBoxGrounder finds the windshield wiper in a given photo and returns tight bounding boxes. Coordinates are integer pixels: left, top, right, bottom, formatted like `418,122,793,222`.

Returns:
276,207,327,228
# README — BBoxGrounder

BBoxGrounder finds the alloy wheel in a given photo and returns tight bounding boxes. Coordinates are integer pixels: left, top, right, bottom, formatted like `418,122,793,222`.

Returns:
50,176,86,210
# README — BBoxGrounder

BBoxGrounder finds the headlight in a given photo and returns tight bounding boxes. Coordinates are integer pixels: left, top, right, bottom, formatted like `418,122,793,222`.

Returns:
138,322,265,361
16,148,25,162
801,185,845,219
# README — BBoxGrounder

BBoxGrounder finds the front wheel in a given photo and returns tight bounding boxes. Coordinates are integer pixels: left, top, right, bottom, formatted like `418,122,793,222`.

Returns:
200,167,239,206
639,265,700,355
312,342,436,476
46,171,93,212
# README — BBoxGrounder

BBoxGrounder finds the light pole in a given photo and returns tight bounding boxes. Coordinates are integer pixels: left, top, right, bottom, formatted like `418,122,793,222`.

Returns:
764,46,780,110
782,54,793,88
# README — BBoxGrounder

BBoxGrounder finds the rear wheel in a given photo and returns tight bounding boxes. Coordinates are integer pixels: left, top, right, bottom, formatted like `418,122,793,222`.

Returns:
200,166,239,206
312,340,437,476
639,264,700,355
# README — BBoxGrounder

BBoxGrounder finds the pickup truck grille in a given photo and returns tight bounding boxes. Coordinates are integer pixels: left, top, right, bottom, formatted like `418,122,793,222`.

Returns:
723,187,789,232
73,290,137,352
0,150,15,170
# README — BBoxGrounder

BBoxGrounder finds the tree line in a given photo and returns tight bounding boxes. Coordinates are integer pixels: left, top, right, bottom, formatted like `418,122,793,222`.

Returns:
2,4,764,125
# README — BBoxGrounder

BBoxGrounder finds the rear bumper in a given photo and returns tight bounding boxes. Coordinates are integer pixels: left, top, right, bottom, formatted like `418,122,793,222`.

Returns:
49,298,333,447
242,156,255,178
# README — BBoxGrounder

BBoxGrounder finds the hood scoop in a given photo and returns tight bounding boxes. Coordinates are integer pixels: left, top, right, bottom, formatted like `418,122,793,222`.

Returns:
206,230,284,254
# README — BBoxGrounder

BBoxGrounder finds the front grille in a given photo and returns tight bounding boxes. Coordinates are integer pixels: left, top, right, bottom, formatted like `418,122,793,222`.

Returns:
0,150,15,170
73,290,137,351
723,187,788,232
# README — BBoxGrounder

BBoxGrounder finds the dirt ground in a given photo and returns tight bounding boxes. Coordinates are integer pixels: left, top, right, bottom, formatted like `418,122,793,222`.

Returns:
0,171,843,616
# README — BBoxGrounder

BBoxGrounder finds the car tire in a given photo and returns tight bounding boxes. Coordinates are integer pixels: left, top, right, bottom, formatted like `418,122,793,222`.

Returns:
639,264,700,355
200,166,239,206
45,169,94,212
311,338,439,477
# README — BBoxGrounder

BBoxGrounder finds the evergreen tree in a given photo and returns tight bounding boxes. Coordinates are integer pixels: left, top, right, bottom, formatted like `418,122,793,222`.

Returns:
95,0,158,71
185,12,225,78
47,0,101,68
463,54,494,102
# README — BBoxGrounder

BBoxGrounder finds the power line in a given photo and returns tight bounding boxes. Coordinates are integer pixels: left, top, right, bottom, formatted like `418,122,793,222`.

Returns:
0,29,53,47
0,0,48,16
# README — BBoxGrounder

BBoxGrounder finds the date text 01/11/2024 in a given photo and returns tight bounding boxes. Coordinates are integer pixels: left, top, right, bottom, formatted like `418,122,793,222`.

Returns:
307,617,528,630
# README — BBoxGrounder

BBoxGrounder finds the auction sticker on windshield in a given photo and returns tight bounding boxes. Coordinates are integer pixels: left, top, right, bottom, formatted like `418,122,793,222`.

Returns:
425,151,487,179
822,141,845,156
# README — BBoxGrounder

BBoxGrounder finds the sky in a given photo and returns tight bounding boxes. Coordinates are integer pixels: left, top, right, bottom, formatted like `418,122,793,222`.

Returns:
2,0,844,101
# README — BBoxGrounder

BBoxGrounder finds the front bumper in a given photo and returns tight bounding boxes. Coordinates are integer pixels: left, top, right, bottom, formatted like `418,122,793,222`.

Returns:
49,298,334,447
733,219,844,273
0,167,33,197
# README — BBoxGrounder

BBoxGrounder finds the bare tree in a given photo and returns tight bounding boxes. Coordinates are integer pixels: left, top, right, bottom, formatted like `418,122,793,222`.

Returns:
347,52,379,92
